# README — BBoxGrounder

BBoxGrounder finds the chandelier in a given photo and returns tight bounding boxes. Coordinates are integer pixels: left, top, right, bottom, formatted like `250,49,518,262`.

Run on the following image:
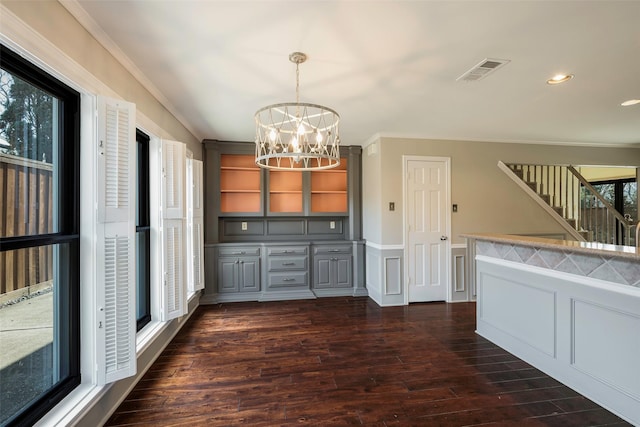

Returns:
255,52,340,170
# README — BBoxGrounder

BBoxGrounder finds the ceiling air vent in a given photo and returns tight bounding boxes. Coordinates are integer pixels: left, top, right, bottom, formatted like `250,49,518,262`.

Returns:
456,58,510,82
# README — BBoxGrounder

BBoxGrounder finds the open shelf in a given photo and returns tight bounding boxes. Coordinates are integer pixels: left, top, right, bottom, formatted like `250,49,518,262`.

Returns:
310,159,347,213
269,170,303,213
220,154,261,213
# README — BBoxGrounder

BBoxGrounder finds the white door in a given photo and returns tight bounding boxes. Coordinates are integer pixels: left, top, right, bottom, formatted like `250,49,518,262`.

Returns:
406,157,450,302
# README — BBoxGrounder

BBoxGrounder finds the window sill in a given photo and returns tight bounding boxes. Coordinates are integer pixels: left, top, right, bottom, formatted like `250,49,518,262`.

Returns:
33,383,105,427
136,320,168,355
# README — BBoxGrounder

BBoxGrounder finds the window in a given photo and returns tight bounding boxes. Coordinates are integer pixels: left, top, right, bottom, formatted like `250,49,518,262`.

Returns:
136,129,151,331
0,45,80,426
590,178,638,245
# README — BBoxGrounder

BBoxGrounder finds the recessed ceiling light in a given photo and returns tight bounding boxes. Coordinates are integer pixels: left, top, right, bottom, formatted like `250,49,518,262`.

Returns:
621,99,640,106
546,74,574,85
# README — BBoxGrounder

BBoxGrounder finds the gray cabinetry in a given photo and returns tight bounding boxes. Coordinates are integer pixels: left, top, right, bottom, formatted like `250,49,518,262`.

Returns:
262,245,315,301
313,245,353,296
201,140,366,305
216,246,260,301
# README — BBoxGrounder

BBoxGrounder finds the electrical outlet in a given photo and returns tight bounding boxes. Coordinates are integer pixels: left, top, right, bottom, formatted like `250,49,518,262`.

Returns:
453,204,458,212
389,202,395,211
241,221,248,231
330,221,335,229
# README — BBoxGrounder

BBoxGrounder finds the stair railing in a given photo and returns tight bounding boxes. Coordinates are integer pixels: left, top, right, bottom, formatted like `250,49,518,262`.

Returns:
567,166,633,246
498,162,584,241
502,162,633,245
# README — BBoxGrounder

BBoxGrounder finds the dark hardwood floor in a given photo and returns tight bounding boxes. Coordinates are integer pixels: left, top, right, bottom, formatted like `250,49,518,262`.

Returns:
106,297,631,426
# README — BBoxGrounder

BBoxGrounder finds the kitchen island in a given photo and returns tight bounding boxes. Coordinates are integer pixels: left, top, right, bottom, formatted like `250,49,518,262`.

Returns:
464,233,640,425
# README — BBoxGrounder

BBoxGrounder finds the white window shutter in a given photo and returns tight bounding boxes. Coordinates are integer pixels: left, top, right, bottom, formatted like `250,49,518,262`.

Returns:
160,139,187,321
162,218,186,320
192,217,205,291
96,96,136,385
161,140,185,219
185,158,194,293
192,160,204,218
97,97,134,224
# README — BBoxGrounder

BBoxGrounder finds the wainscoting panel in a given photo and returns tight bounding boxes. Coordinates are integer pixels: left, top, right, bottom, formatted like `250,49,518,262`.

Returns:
572,298,640,401
384,257,402,295
475,255,640,425
451,245,468,302
479,272,557,358
365,244,404,306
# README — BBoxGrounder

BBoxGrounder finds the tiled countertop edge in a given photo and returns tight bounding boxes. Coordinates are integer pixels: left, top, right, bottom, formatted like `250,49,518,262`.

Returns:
461,233,639,261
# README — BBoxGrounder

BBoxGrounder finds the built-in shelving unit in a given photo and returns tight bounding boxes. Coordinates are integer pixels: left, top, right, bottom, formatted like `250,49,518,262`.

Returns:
202,140,365,304
310,159,348,213
220,154,261,213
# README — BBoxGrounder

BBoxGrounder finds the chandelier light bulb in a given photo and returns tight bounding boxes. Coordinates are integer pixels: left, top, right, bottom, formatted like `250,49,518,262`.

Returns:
269,128,277,142
315,131,323,144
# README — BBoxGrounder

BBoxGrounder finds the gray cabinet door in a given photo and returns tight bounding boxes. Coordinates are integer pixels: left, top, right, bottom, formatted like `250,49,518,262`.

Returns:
218,256,260,293
334,256,352,288
217,258,239,293
313,255,352,289
239,258,260,292
314,257,332,289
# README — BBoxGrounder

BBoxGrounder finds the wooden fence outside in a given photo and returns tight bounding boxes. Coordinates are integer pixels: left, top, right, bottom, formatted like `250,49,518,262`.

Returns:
0,152,53,297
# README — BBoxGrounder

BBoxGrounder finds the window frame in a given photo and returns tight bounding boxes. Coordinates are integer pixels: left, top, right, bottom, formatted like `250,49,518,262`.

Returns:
136,129,151,331
0,44,80,427
590,177,636,218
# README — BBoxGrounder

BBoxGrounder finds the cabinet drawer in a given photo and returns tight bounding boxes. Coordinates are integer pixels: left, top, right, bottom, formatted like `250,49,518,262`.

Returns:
267,246,307,256
218,246,261,257
313,245,352,255
268,257,308,271
267,272,308,288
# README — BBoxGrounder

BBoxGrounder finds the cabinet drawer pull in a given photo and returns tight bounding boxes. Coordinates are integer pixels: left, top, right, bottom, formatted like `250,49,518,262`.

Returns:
232,251,246,255
329,249,341,252
282,262,295,266
282,278,295,282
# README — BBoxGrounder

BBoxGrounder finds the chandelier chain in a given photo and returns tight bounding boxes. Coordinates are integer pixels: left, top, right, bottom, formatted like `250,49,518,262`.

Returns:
296,62,300,105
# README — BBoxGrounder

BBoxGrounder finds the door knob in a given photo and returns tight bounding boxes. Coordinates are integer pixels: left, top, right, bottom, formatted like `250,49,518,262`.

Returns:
440,236,448,241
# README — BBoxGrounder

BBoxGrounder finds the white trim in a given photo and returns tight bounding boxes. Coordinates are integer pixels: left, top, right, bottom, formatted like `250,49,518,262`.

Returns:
451,243,467,249
365,241,404,251
403,155,452,304
0,4,178,142
362,133,382,148
58,0,203,141
372,132,639,149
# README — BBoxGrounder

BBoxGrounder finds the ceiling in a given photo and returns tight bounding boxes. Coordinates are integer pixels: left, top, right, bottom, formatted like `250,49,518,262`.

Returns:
64,0,640,147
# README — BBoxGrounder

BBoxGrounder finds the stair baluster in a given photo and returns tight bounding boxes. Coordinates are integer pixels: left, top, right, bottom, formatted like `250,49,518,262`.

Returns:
499,161,634,246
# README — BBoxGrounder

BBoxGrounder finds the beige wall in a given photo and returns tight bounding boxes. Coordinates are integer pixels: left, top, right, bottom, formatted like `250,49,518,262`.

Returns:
363,137,640,245
2,0,201,158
